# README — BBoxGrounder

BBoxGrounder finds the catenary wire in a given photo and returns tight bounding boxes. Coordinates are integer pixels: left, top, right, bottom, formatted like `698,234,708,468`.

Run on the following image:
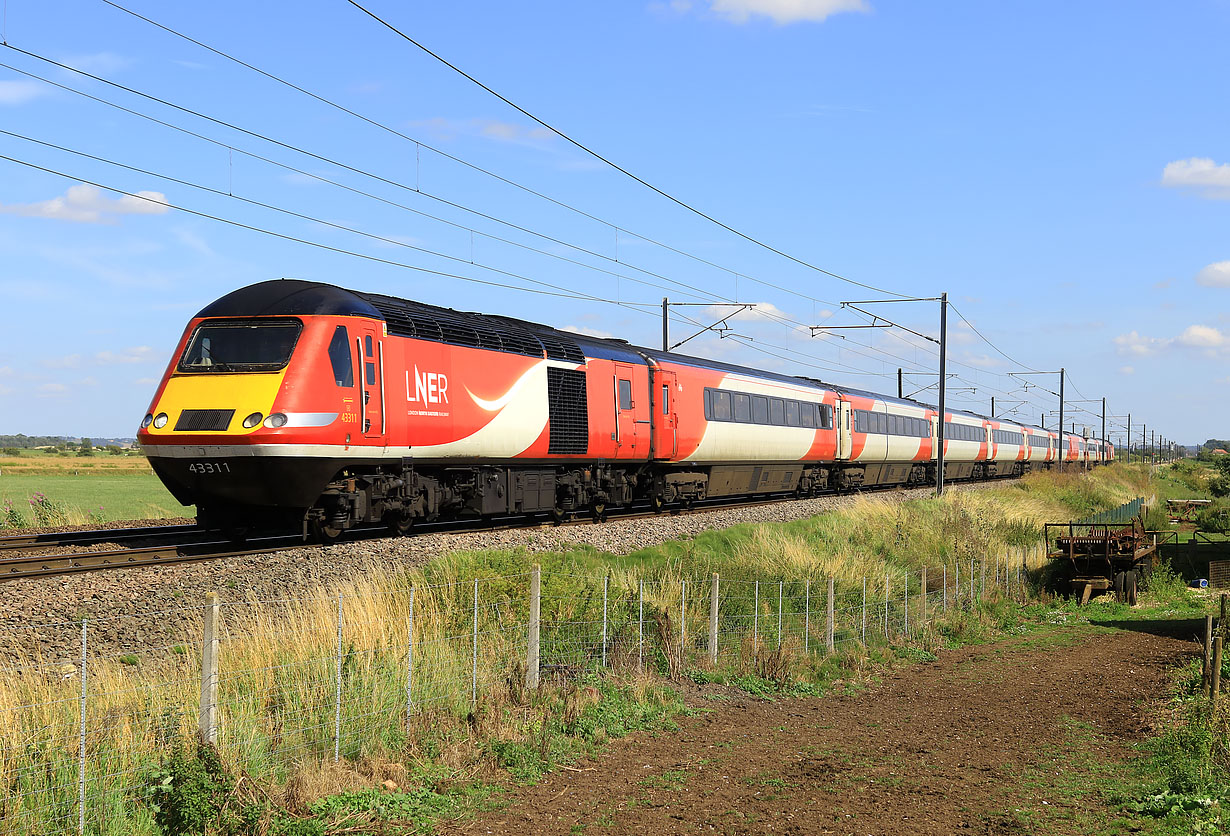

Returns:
343,0,911,299
95,0,896,306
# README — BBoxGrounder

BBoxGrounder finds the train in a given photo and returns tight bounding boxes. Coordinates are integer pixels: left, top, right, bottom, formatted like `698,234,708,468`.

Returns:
136,280,1113,540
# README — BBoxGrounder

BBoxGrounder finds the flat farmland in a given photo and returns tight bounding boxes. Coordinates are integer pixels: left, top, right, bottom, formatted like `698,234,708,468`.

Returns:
0,452,185,524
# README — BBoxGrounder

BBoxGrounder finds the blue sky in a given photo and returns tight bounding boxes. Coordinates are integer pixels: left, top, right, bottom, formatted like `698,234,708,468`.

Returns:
0,0,1226,447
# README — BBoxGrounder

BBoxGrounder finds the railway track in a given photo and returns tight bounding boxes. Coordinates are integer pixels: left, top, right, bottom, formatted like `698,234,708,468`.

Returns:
0,478,1015,581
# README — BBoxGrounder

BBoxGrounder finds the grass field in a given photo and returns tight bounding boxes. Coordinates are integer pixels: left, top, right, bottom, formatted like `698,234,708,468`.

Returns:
0,451,185,525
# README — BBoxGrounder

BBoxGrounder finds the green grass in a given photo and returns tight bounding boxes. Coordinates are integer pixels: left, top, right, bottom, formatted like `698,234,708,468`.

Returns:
0,473,185,525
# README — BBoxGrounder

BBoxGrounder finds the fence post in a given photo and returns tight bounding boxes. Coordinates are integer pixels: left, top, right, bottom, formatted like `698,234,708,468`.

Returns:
638,580,644,673
1214,636,1224,711
1204,614,1214,696
943,566,948,612
754,580,760,650
861,577,866,645
920,567,927,628
471,579,479,708
709,573,719,665
199,592,220,745
777,581,783,650
334,594,343,763
407,588,416,717
77,618,87,836
804,578,810,654
826,578,835,653
602,575,609,669
526,567,540,691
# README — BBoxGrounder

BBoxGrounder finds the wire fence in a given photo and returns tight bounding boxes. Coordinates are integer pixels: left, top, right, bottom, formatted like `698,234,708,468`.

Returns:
0,553,1038,835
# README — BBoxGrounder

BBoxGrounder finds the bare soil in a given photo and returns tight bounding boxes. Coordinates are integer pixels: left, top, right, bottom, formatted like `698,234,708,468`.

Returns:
458,619,1198,835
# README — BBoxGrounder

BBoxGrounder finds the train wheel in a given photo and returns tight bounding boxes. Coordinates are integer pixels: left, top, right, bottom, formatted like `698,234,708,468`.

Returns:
1112,571,1126,603
1126,571,1138,606
650,494,664,514
312,518,343,545
550,507,566,525
590,501,607,523
386,512,414,537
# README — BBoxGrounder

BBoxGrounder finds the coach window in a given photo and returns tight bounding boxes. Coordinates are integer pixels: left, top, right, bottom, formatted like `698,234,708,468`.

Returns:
328,326,353,387
820,405,834,430
769,398,785,426
752,395,768,424
732,392,751,423
800,403,815,428
713,390,732,421
785,401,800,427
662,385,670,415
618,379,633,410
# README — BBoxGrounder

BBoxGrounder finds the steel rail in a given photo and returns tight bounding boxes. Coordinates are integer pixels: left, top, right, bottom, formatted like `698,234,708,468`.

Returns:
0,523,202,551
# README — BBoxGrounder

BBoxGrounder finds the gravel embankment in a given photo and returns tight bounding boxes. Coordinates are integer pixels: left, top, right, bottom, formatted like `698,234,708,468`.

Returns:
0,484,992,666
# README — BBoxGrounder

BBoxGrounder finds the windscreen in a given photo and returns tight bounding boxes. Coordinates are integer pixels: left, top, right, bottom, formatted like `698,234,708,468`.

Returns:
178,318,302,373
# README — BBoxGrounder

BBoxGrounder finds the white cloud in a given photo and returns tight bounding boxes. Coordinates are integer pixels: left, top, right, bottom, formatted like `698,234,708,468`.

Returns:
1113,330,1168,357
1114,324,1230,357
1176,324,1227,348
0,79,50,106
36,383,69,397
94,346,157,365
1119,365,1135,375
707,0,869,24
133,377,159,386
957,351,1006,369
0,184,169,224
1162,157,1230,198
0,366,11,378
1196,261,1230,288
43,354,83,369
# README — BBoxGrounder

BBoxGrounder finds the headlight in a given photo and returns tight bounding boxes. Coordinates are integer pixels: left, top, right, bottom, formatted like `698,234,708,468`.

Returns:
263,413,287,428
242,412,264,429
152,413,169,429
140,414,153,429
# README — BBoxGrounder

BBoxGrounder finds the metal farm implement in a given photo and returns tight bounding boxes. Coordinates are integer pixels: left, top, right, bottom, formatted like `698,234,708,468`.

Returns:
1045,497,1158,605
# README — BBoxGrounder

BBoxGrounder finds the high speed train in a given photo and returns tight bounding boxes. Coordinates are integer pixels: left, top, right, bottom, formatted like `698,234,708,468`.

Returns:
136,280,1110,539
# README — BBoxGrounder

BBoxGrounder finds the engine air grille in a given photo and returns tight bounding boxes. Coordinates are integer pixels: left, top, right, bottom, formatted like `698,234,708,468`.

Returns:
547,368,588,455
356,291,585,362
174,409,235,432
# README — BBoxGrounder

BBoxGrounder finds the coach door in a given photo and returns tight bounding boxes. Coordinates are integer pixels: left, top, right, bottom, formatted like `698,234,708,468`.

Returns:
654,370,678,459
357,327,385,439
613,363,638,457
836,400,853,460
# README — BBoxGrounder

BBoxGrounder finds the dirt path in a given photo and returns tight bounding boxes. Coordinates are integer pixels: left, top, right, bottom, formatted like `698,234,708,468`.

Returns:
459,619,1199,835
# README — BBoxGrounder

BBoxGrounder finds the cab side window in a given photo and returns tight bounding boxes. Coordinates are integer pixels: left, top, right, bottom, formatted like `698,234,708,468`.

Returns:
328,326,353,387
618,379,633,410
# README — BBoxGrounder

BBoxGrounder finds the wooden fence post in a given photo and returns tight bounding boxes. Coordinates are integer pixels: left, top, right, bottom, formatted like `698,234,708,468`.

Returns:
1214,636,1224,711
199,592,220,745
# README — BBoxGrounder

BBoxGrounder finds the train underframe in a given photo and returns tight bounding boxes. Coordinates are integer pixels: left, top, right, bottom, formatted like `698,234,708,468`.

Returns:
185,456,1068,542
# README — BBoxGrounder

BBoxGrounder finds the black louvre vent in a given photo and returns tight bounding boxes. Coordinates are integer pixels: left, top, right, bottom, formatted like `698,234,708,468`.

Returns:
174,409,235,432
547,368,588,455
354,291,585,362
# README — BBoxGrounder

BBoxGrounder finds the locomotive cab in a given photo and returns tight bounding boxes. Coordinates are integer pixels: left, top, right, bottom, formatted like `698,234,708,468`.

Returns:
138,281,383,536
